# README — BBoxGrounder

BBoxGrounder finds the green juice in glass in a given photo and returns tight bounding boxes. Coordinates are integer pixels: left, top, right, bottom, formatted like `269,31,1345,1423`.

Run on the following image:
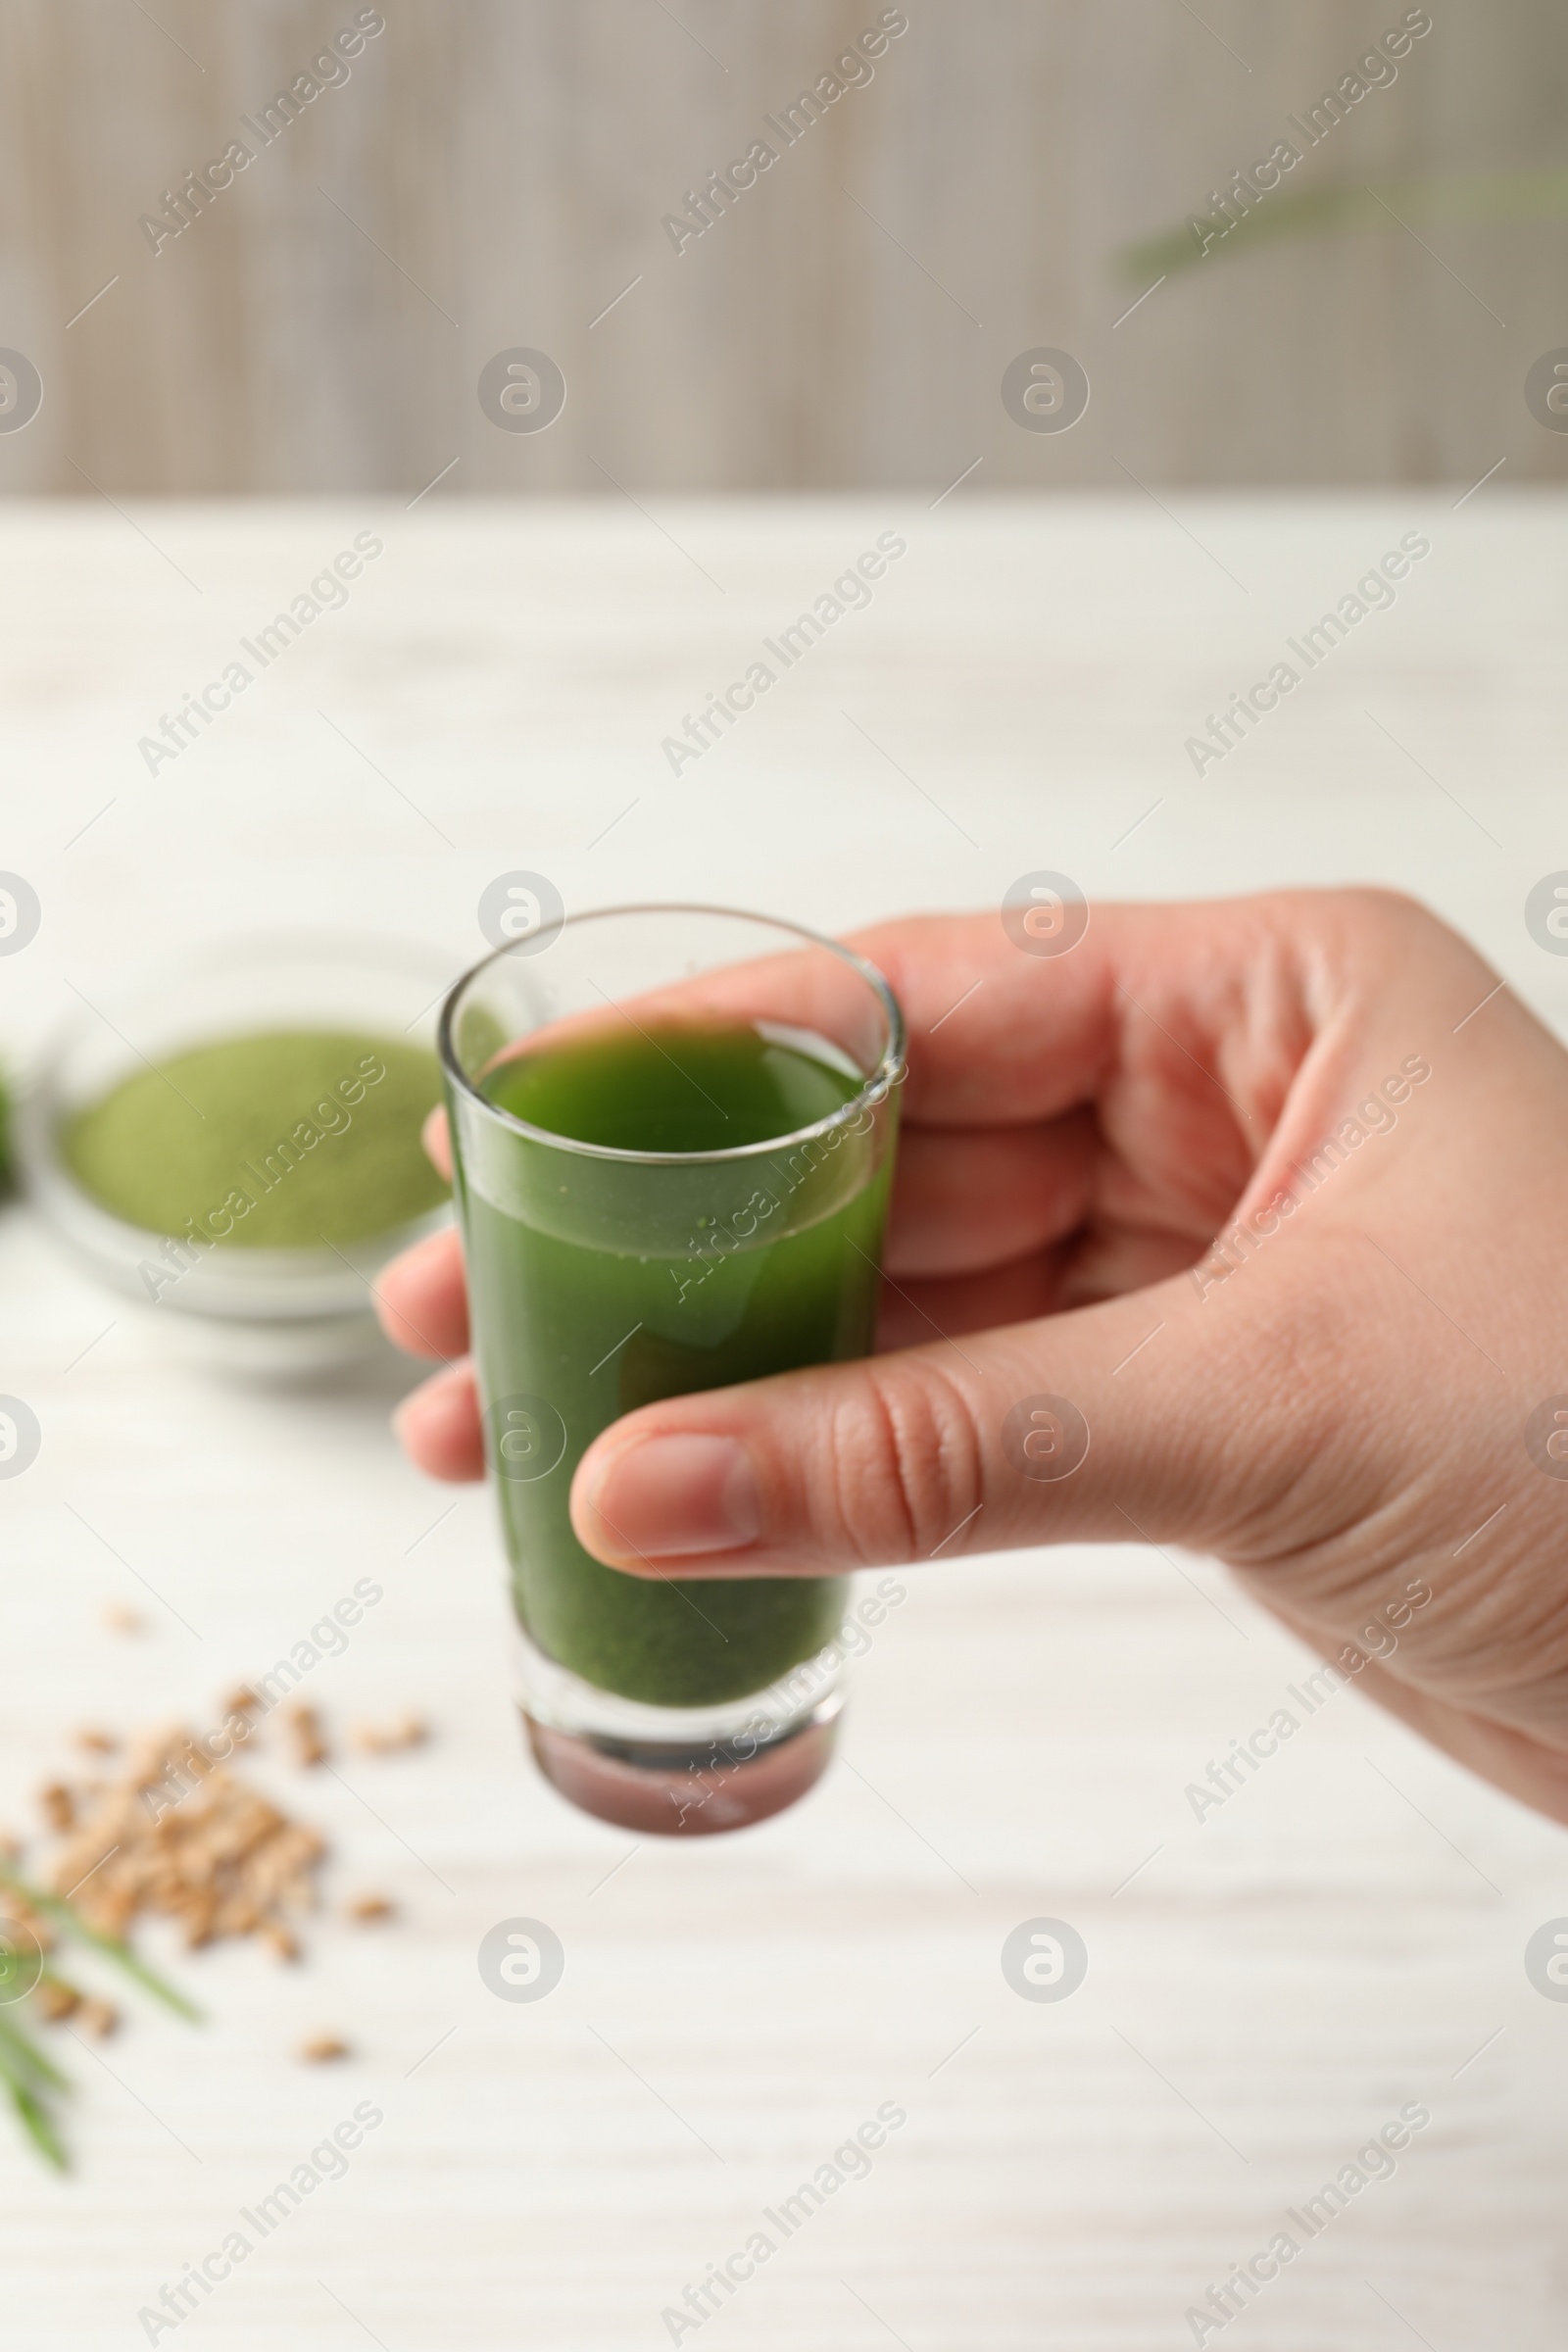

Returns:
455,1019,894,1709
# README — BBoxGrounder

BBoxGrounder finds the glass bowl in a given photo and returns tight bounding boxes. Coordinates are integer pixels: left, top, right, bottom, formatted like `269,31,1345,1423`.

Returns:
17,932,459,1377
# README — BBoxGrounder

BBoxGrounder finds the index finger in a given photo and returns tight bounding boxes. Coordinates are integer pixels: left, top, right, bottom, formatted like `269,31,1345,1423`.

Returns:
844,890,1398,1134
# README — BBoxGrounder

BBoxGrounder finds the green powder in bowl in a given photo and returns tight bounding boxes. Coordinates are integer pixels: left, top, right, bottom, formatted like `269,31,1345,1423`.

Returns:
63,1029,447,1249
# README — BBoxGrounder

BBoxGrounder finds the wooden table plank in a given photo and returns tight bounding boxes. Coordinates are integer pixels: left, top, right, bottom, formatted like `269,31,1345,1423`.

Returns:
0,496,1562,2349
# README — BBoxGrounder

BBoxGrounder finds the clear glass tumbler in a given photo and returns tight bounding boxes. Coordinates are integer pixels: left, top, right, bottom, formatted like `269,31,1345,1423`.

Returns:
439,905,904,1834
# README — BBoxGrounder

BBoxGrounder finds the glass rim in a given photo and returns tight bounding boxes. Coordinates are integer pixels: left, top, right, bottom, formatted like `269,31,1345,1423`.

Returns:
437,902,906,1166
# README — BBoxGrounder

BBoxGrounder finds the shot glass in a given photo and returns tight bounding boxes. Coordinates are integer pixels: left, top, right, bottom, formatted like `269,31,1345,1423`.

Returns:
439,904,904,1834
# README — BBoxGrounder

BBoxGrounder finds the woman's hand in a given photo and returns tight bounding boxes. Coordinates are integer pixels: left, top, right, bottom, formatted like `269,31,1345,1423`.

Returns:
378,891,1568,1823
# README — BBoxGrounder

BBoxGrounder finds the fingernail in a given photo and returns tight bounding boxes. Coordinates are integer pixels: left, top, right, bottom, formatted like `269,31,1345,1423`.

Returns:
582,1434,760,1559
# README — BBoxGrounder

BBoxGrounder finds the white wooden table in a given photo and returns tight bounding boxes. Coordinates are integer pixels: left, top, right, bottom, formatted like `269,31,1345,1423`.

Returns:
3,494,1566,2350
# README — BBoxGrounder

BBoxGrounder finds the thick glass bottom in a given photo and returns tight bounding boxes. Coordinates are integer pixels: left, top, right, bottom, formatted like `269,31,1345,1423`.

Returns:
514,1623,847,1835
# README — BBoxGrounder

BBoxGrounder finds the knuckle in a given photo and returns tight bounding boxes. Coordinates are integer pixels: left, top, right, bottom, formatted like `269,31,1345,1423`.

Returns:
1347,884,1430,927
820,1357,982,1565
1342,885,1459,963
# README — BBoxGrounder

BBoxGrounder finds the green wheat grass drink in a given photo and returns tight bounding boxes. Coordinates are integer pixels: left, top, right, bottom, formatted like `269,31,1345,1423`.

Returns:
440,906,904,1835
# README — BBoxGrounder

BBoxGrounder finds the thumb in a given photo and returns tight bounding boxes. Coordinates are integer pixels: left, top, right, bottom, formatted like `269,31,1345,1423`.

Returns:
568,1262,1339,1578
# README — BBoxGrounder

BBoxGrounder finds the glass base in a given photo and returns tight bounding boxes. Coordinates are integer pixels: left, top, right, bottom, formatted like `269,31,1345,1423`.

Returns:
514,1624,848,1836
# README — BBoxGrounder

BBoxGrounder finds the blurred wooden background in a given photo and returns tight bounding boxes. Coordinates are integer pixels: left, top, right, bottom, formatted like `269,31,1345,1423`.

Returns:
0,0,1563,493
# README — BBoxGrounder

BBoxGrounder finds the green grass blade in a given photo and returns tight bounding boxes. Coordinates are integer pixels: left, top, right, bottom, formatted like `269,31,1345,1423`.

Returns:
7,2079,69,2171
1121,168,1568,282
0,1864,200,2023
0,2011,72,2093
